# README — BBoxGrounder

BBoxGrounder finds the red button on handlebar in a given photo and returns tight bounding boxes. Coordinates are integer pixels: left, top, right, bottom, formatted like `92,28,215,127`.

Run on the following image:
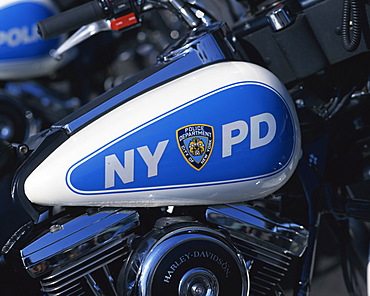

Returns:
110,13,138,30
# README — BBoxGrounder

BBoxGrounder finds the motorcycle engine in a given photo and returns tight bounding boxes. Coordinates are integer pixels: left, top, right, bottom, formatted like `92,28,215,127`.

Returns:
120,220,249,296
19,203,308,296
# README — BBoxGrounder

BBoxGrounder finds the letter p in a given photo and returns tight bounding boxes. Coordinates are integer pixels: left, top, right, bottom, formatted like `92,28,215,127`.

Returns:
222,120,248,157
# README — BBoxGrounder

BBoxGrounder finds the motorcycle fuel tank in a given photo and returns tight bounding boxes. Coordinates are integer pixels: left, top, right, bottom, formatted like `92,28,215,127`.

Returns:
23,61,301,207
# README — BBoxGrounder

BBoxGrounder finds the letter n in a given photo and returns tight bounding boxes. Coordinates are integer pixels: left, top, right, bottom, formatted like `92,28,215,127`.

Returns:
105,150,134,188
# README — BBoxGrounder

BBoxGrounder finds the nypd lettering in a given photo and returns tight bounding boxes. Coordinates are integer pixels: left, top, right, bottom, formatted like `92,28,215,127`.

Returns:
66,81,296,195
222,113,276,158
105,140,169,188
176,124,214,170
103,115,276,187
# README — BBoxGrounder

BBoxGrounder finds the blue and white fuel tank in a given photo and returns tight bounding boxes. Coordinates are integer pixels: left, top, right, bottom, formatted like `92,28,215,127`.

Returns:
14,23,301,209
20,60,301,207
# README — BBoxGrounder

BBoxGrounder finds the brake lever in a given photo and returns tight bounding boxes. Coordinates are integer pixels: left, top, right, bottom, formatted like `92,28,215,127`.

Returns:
51,19,111,60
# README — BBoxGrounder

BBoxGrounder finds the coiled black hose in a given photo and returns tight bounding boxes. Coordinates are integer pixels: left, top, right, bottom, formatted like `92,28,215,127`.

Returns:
341,0,362,52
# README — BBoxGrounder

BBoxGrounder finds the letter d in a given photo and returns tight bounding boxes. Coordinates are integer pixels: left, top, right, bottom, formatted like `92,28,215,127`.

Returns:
250,113,276,149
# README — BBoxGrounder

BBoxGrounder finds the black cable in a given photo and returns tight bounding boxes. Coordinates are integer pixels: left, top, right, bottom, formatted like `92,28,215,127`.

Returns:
341,0,362,52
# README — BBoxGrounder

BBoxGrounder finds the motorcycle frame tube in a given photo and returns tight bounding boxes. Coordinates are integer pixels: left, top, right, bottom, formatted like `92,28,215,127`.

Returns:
13,129,69,221
294,132,329,295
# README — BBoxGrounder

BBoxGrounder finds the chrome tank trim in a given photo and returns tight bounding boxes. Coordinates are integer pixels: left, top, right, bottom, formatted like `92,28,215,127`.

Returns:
21,208,139,278
205,203,309,257
52,23,239,135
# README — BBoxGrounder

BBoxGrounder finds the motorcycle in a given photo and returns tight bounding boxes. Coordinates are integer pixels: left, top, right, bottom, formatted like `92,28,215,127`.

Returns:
0,0,370,295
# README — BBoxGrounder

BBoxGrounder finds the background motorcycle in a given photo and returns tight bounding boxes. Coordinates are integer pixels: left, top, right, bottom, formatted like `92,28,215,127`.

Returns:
1,0,370,295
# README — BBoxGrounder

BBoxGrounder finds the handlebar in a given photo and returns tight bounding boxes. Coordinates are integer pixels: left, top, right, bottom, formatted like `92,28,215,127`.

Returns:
38,0,201,41
37,1,106,40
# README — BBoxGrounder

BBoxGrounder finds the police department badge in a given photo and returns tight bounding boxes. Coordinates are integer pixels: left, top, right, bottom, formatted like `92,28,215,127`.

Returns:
176,124,214,170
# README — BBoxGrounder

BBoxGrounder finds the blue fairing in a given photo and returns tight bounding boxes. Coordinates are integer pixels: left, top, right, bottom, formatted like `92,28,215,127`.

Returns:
67,82,296,195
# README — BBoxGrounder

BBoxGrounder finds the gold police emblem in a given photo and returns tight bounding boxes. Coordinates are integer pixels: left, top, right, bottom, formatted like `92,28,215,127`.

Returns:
176,124,214,170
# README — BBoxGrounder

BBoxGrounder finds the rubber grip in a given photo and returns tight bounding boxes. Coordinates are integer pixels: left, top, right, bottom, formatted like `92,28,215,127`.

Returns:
37,1,105,40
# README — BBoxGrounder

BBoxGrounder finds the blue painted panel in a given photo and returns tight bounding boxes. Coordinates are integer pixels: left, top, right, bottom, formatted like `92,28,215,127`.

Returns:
67,81,296,194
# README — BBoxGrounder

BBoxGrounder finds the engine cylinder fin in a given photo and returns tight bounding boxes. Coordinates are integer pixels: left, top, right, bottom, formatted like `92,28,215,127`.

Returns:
43,246,127,292
40,282,84,296
249,291,268,296
230,233,293,261
40,243,128,295
239,251,289,272
253,275,278,286
43,240,128,285
256,269,282,281
233,235,292,296
206,204,308,257
206,203,308,296
250,280,272,291
23,210,140,296
233,241,290,270
260,266,285,277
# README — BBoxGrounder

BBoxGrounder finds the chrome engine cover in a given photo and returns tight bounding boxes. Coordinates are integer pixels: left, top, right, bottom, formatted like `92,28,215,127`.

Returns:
20,208,139,295
19,203,308,296
206,203,309,295
119,219,249,296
